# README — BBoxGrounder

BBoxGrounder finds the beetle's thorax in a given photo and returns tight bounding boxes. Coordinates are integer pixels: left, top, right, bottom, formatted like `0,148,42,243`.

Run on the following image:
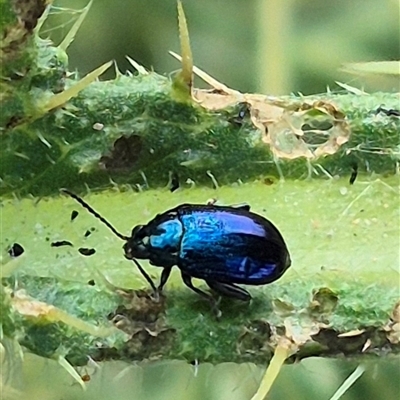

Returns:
123,215,183,267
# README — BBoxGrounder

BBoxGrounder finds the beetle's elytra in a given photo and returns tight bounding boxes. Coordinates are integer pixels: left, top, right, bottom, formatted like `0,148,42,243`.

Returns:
62,190,291,316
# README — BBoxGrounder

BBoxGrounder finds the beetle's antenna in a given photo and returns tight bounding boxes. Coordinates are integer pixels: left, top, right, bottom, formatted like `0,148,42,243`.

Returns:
62,190,159,296
61,189,130,241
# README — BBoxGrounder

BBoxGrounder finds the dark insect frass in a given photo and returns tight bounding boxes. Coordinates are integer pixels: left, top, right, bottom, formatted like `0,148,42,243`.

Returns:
8,243,24,257
70,210,79,221
78,247,96,256
51,240,73,247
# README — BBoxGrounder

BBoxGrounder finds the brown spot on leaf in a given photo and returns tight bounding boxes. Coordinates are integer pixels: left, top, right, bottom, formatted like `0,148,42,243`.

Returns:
2,1,47,63
193,89,238,110
237,319,272,356
6,115,23,129
391,300,400,323
111,289,166,325
108,289,175,360
308,287,339,316
13,0,47,31
189,64,351,161
258,99,350,160
99,135,142,172
384,300,400,344
312,327,389,355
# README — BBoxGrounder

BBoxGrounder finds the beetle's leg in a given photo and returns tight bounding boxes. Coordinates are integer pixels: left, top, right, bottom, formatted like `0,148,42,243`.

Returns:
206,281,251,301
181,272,213,301
181,272,222,318
157,267,172,295
132,259,157,295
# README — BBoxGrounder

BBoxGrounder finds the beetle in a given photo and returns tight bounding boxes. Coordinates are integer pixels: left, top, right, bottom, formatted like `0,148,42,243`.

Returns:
61,190,291,316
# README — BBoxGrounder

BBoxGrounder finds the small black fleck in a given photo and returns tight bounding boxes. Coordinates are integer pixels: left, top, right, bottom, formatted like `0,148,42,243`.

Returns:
169,171,180,192
51,240,73,247
79,247,96,256
376,106,400,117
84,230,92,238
349,163,358,185
229,102,250,126
263,177,275,186
8,243,24,257
88,279,95,286
81,374,91,382
71,210,79,221
99,135,142,172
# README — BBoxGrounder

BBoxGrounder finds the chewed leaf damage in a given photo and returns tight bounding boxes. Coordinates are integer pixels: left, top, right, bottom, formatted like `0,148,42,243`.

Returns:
171,52,351,160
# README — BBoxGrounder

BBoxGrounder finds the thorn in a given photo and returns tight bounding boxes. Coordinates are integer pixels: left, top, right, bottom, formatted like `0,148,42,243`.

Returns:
206,170,219,190
113,60,123,77
169,50,239,95
43,61,112,112
171,1,193,102
35,4,51,33
335,81,368,96
177,0,193,88
58,0,93,52
57,356,87,391
126,56,148,75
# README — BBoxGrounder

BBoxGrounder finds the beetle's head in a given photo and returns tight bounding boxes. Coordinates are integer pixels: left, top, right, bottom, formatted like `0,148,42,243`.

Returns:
123,225,151,260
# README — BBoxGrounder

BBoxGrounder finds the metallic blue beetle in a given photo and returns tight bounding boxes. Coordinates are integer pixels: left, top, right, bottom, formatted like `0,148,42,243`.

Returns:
62,191,291,314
